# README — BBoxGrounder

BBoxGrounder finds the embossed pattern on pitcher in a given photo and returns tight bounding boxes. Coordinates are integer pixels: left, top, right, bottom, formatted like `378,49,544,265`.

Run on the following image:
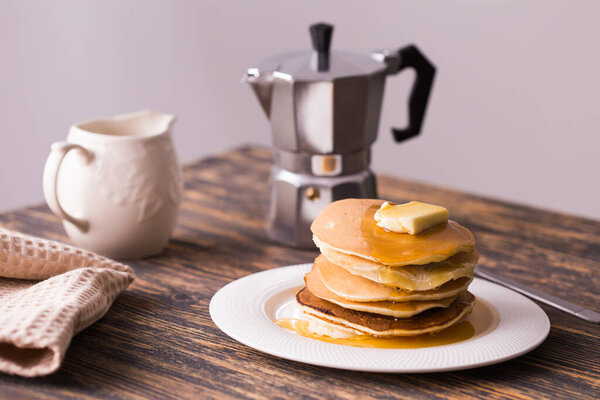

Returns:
94,139,182,222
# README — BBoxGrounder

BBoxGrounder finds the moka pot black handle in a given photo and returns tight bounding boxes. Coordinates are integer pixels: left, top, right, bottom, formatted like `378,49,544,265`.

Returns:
390,45,436,142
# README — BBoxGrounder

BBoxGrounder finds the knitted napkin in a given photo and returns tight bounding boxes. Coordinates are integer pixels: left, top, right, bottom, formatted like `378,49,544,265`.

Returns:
0,228,135,377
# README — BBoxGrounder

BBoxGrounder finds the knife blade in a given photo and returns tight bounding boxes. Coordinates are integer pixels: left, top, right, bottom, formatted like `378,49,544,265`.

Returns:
475,267,600,324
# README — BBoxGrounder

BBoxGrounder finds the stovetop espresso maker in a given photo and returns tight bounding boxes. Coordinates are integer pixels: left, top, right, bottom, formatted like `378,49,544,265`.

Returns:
243,23,435,248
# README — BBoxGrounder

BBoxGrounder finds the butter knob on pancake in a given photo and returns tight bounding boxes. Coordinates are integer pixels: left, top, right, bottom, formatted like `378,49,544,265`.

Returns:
311,199,475,267
375,201,449,235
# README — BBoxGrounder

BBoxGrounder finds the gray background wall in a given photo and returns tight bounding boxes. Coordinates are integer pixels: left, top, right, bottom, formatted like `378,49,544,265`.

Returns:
1,0,599,219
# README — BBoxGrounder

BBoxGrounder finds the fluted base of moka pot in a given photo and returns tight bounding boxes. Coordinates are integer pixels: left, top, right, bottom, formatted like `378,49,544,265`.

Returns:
267,167,377,249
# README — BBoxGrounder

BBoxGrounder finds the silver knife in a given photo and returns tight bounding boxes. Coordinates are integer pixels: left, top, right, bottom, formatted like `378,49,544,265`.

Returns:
475,267,600,324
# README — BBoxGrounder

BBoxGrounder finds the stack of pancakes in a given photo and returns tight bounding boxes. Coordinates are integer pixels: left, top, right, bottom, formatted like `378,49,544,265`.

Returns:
296,199,479,337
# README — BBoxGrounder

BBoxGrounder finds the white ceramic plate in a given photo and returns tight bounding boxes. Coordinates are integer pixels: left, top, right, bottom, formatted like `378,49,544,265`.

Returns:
210,264,550,373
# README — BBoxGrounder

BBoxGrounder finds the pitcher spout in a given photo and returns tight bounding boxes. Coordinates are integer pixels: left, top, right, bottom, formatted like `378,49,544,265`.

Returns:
74,110,177,139
133,110,177,134
241,68,274,118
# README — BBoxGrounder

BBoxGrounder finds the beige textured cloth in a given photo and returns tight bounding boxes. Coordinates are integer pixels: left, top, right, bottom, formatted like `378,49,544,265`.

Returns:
0,228,134,377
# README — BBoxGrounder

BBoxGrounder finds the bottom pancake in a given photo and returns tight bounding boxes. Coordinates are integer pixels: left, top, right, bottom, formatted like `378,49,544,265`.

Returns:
297,288,475,337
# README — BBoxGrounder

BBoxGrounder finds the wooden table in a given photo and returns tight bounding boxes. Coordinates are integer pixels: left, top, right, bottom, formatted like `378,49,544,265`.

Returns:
0,146,598,399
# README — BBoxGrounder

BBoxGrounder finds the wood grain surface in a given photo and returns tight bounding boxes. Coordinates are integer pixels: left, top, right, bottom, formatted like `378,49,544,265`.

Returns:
0,145,598,399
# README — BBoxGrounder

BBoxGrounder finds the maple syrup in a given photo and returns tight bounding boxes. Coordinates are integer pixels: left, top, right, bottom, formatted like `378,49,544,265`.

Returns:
276,318,475,349
360,205,474,265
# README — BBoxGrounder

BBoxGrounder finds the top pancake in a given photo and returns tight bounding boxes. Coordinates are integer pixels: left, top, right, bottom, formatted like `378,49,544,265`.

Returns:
311,199,476,267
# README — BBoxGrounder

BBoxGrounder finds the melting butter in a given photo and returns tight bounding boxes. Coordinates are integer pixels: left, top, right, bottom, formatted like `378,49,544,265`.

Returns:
361,205,473,265
375,201,449,235
276,318,474,349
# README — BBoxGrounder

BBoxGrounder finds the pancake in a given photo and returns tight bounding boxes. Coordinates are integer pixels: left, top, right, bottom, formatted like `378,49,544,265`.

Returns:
303,313,366,338
315,254,473,301
311,198,476,267
315,238,478,290
305,262,457,317
297,288,475,337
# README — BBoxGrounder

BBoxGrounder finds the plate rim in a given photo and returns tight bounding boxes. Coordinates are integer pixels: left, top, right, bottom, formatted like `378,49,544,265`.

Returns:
210,263,550,373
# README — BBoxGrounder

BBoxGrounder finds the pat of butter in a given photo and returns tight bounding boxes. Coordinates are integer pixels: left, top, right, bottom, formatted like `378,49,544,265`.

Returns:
374,201,449,235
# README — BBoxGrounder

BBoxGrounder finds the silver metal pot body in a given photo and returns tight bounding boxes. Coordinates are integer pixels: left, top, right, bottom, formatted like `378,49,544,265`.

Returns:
243,23,435,248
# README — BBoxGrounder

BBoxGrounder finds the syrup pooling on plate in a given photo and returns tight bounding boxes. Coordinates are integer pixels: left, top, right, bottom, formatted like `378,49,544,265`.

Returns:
360,205,475,265
275,318,475,349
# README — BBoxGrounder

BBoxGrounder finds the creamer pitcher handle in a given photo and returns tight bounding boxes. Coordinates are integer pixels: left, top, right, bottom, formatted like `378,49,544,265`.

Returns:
42,142,91,232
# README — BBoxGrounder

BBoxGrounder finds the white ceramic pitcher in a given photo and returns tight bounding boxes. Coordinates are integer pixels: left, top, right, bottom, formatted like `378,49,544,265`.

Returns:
43,110,182,259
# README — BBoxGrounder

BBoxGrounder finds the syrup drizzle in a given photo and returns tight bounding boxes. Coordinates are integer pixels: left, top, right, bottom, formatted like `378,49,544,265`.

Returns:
360,205,474,265
275,318,475,349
